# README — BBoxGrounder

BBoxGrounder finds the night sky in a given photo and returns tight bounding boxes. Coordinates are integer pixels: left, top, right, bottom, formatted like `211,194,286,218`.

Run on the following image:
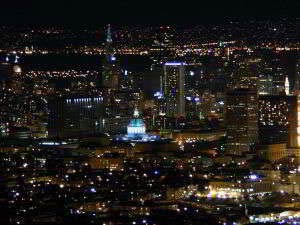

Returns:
1,0,299,25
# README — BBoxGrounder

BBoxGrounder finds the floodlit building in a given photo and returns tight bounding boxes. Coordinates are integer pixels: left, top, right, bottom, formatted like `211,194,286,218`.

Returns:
102,24,120,90
48,96,104,138
162,62,186,117
115,108,161,142
258,95,297,145
226,88,258,155
285,76,290,95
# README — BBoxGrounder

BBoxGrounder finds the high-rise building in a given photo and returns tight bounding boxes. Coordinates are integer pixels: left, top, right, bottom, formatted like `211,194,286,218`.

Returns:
250,56,287,96
291,58,300,148
290,94,300,148
258,74,273,95
296,59,300,93
262,57,286,95
226,88,258,155
100,25,129,134
258,95,297,145
162,62,186,117
231,59,260,90
0,59,27,132
48,95,104,138
285,76,290,95
102,24,120,90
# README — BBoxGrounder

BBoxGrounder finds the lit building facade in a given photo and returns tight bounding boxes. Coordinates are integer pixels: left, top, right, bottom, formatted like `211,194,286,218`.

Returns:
232,59,259,90
226,88,258,155
162,62,186,117
48,96,104,138
289,58,300,147
263,57,286,95
292,94,300,148
293,58,300,94
102,24,120,90
258,95,297,145
285,76,290,95
101,25,133,135
246,57,287,96
115,108,160,142
127,109,146,137
258,74,273,95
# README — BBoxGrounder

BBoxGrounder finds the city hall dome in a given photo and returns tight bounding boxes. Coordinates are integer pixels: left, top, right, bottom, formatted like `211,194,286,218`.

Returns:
115,108,162,143
127,108,146,136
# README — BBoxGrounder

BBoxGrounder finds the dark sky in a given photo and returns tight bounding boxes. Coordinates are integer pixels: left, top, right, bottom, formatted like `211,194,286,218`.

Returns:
1,0,299,25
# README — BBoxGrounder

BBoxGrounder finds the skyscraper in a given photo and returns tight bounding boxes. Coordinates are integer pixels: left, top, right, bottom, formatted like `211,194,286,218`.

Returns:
258,95,297,145
48,95,104,138
289,94,300,149
226,88,258,155
162,62,186,117
101,25,128,134
258,74,273,95
296,59,300,90
232,58,260,90
285,76,290,95
102,24,120,90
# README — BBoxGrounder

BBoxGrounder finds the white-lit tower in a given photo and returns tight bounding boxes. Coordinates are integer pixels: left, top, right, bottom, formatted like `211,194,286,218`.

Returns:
285,76,290,95
162,62,186,117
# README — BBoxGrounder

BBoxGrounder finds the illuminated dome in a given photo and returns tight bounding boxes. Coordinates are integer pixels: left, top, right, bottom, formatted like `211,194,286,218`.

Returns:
127,108,146,136
13,65,22,73
115,108,161,143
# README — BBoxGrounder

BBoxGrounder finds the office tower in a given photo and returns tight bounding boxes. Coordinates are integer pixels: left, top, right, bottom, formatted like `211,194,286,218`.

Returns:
291,58,300,148
289,94,300,148
285,76,290,95
243,56,288,95
0,60,26,131
143,66,162,99
0,57,23,94
262,56,286,95
101,25,129,134
162,62,186,117
232,59,259,90
296,59,300,93
101,89,142,134
226,89,258,155
102,24,120,90
258,74,273,95
48,95,104,138
258,95,297,145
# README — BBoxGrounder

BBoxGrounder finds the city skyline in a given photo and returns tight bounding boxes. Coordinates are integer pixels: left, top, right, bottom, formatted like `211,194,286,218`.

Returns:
0,4,300,224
